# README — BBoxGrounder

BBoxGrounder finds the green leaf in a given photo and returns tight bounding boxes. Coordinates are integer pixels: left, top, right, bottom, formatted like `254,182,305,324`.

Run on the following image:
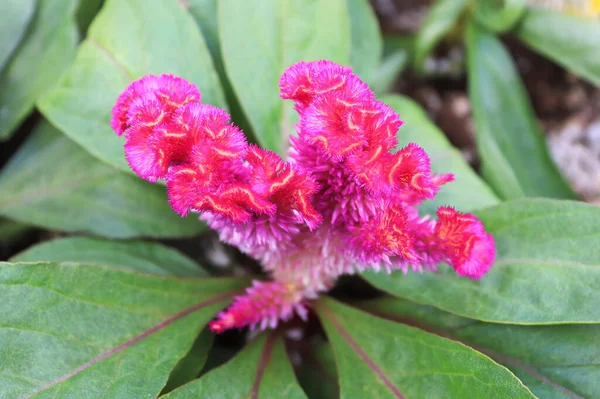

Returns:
472,0,526,33
219,0,351,153
515,9,600,86
364,198,600,324
11,236,206,277
76,0,104,34
369,36,414,94
369,50,408,95
315,298,535,398
162,328,214,394
383,94,499,214
186,0,254,138
346,0,382,82
296,340,339,399
0,0,78,140
0,261,247,399
38,0,225,173
383,35,415,58
0,121,204,238
163,332,307,399
0,218,32,243
198,341,242,376
358,297,600,399
466,22,575,200
0,0,35,72
413,0,469,71
186,0,220,68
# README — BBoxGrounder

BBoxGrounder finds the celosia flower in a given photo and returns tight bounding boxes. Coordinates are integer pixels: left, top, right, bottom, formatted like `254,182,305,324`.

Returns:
111,62,496,333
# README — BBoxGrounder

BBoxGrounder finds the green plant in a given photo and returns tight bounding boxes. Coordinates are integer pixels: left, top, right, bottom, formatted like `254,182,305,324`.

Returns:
0,0,599,398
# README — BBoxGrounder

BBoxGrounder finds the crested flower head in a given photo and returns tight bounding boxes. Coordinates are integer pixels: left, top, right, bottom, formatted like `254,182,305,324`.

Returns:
111,62,496,333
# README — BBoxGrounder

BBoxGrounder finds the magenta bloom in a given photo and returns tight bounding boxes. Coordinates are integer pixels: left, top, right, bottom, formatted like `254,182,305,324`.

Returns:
111,63,496,332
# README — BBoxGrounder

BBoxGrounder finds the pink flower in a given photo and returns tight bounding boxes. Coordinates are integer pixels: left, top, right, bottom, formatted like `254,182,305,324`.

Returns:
210,280,308,332
111,62,496,333
410,207,496,279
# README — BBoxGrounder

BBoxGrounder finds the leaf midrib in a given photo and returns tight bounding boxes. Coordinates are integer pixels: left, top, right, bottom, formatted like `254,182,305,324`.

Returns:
318,301,405,399
23,291,237,399
249,332,278,399
360,307,585,399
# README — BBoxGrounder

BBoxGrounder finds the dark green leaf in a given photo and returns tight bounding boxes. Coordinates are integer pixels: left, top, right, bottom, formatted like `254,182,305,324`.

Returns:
383,94,499,214
466,22,575,200
186,0,254,138
0,261,247,399
413,0,468,71
515,9,600,86
0,121,204,238
199,341,242,376
383,35,414,58
369,36,414,94
163,332,307,398
0,0,78,140
0,218,32,243
218,0,351,153
0,0,35,72
11,236,206,277
364,198,600,324
369,50,408,95
38,0,225,173
472,0,526,33
186,0,220,68
162,328,214,394
296,340,339,399
346,0,382,82
76,0,104,34
359,297,600,399
315,298,534,398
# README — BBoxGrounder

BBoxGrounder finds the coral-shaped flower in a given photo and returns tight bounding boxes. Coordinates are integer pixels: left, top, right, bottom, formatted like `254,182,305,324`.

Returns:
111,64,496,333
210,280,308,332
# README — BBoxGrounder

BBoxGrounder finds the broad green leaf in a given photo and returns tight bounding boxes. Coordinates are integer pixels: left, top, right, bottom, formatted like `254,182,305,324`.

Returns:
219,0,351,153
515,9,600,86
315,298,535,398
466,22,575,200
163,332,307,399
383,35,414,58
11,236,206,277
369,51,408,95
472,0,526,33
186,0,254,138
186,0,220,68
297,340,339,399
413,0,469,71
364,198,600,324
0,218,32,243
38,0,225,173
76,0,104,34
346,0,382,82
0,0,78,140
383,94,499,214
0,261,247,399
359,297,600,399
369,36,414,94
0,0,35,72
199,341,242,376
0,121,203,238
162,328,214,394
